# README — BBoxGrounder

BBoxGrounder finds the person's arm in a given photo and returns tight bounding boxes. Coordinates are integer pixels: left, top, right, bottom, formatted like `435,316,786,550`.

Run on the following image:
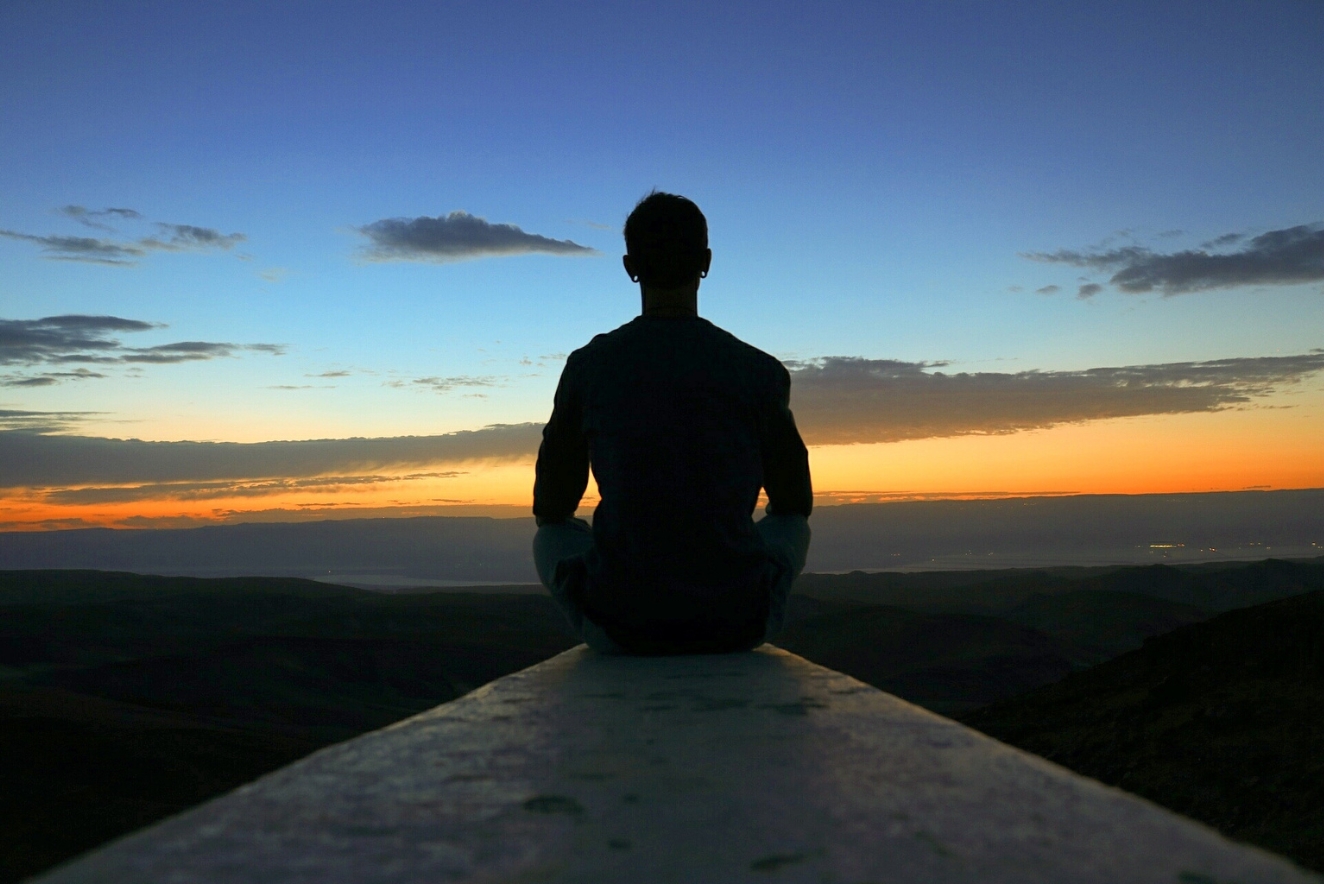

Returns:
533,359,590,526
762,363,812,517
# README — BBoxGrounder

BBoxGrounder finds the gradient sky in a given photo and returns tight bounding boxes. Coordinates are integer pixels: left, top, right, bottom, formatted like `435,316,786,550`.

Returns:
2,1,1322,528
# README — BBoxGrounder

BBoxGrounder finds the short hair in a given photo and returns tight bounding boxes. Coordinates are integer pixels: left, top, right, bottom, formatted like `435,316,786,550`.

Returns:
624,191,708,288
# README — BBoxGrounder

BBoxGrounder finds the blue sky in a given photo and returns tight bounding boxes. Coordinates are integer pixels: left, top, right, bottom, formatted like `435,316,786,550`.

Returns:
2,1,1322,524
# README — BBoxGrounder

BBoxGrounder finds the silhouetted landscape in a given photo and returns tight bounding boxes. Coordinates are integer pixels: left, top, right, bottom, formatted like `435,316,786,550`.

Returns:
3,558,1322,880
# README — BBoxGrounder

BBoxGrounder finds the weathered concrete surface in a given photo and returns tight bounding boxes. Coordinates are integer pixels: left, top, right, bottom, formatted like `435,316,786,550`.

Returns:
34,646,1317,884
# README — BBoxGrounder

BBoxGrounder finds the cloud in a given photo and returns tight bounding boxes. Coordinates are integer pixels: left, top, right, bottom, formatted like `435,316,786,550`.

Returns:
386,375,498,393
0,423,544,489
57,205,143,231
1077,283,1103,299
1,315,159,364
1,368,105,387
787,352,1324,445
0,230,145,265
44,471,468,505
1025,223,1324,295
122,341,285,363
139,223,245,252
0,409,98,433
1034,285,1060,295
0,315,283,375
312,370,351,378
358,211,598,263
2,208,244,265
121,341,241,364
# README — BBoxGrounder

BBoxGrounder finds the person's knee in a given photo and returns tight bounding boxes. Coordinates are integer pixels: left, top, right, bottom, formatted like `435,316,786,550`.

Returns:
758,513,810,578
533,518,594,588
531,526,560,588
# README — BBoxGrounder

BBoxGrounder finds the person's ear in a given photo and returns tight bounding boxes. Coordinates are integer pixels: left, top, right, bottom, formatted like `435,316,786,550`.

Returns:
698,248,712,279
623,255,639,283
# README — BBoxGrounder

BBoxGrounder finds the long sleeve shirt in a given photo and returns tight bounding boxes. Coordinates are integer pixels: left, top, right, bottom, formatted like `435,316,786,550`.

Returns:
533,315,811,649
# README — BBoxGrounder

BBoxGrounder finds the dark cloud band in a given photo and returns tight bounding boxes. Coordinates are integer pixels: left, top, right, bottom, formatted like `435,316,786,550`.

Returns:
6,352,1321,492
45,471,468,505
1026,223,1324,295
0,423,544,489
788,353,1324,445
358,211,598,262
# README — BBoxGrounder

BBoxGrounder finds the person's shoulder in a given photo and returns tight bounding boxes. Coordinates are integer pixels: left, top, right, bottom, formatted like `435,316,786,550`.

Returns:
563,319,641,367
701,320,788,381
561,321,643,375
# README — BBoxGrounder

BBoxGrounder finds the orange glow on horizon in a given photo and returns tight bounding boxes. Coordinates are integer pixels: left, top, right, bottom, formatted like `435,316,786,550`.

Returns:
808,404,1324,498
2,404,1321,530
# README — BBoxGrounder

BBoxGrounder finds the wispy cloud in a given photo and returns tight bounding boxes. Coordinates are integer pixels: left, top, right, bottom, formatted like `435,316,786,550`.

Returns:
1,368,105,388
139,223,246,252
385,375,498,393
788,352,1324,445
0,230,146,265
0,315,283,382
45,471,468,505
0,423,543,489
121,341,284,364
1,207,244,265
1025,223,1324,295
358,211,598,263
567,218,614,230
0,409,99,433
57,205,143,231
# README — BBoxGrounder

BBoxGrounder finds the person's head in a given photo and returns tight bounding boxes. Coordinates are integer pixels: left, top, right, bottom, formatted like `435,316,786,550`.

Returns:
623,191,711,290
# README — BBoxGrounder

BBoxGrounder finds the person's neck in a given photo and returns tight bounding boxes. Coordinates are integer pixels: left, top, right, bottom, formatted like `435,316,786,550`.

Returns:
641,282,699,317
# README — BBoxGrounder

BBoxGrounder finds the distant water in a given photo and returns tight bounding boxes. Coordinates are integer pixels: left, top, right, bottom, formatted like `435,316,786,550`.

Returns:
310,574,546,593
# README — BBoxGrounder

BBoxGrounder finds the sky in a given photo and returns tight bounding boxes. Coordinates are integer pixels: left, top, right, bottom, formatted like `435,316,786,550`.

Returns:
1,0,1322,529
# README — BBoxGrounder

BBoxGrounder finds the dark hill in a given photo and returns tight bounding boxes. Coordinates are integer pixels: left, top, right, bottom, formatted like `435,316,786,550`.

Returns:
961,589,1324,872
1072,558,1324,612
997,590,1208,664
775,597,1079,715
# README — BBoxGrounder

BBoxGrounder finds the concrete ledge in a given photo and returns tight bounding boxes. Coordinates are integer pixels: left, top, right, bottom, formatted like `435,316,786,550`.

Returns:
35,646,1317,883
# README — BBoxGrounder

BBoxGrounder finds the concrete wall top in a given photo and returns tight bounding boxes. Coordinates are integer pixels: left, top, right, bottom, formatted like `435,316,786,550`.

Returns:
35,646,1318,883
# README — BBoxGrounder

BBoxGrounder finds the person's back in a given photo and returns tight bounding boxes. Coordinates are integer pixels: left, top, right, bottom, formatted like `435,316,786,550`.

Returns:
532,192,812,654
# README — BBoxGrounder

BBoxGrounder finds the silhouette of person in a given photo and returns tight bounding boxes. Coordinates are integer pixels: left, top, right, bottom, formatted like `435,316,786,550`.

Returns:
533,192,812,654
